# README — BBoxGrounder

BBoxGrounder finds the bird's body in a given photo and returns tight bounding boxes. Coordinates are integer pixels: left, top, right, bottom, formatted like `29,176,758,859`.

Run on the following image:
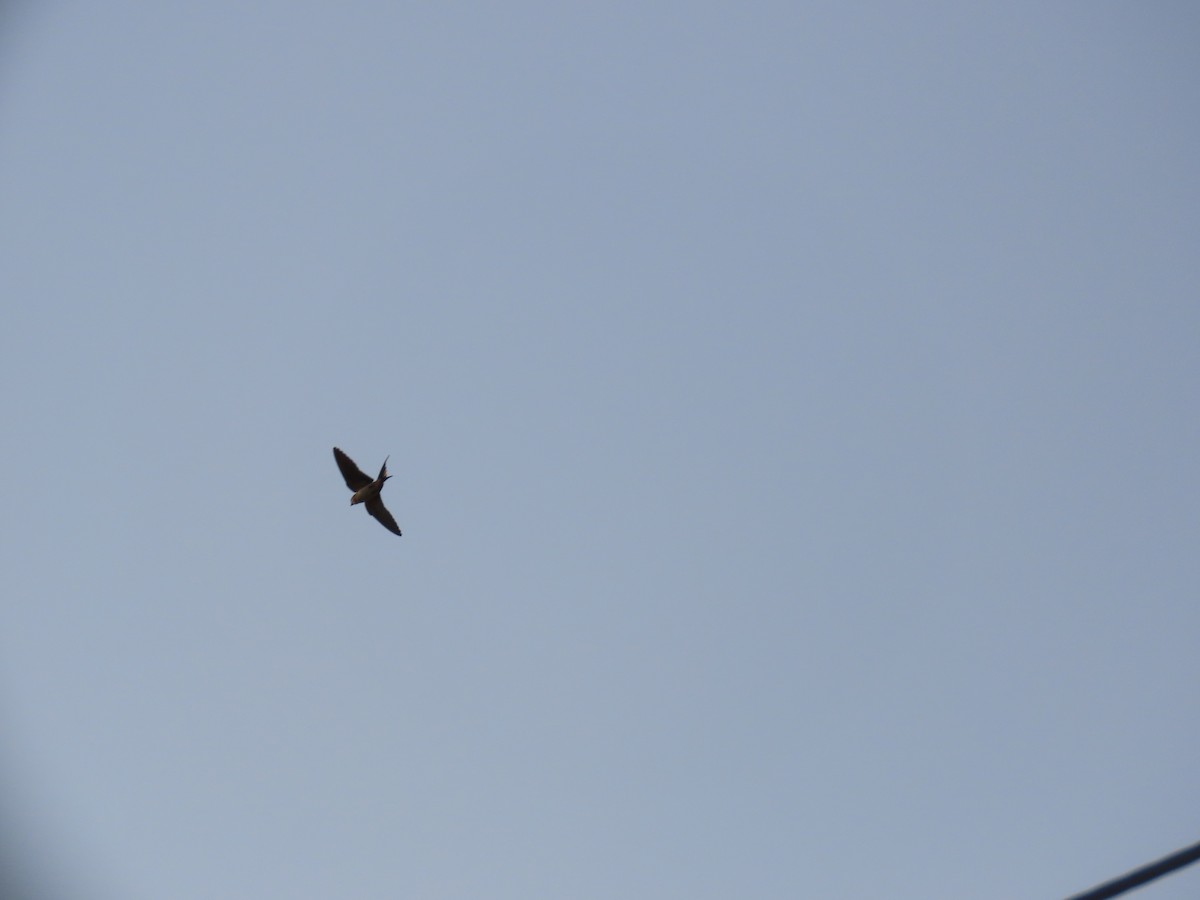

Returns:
334,447,402,536
350,483,381,506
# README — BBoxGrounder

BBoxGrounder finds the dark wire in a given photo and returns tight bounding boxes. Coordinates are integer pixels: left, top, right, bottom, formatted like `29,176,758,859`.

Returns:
1067,839,1200,900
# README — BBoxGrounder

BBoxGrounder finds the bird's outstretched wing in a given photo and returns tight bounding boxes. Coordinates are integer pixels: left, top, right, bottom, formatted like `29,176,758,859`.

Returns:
366,496,402,536
333,447,373,491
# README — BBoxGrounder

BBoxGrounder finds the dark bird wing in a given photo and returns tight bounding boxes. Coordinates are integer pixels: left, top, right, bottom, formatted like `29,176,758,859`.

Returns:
333,447,373,491
365,496,402,536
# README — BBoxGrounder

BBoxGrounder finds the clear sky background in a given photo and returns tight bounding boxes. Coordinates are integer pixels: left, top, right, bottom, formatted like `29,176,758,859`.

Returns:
1,4,1197,899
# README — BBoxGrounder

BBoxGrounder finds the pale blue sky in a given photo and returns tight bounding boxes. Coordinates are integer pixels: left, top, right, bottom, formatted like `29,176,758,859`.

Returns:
1,4,1198,899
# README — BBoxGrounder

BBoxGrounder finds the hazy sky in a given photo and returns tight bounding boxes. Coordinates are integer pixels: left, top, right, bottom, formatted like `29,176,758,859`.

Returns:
2,4,1198,899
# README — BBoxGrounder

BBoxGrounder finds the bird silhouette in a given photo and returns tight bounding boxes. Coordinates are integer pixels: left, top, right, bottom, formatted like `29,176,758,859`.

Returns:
333,447,402,536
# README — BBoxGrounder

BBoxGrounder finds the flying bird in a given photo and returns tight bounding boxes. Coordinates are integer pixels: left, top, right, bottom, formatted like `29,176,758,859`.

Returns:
333,447,402,536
